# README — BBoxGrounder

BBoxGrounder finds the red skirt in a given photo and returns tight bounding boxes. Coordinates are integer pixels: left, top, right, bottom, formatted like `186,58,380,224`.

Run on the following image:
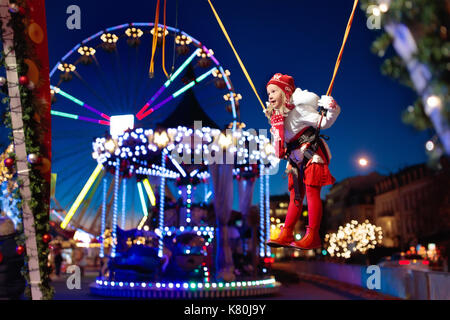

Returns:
304,163,336,186
303,143,335,187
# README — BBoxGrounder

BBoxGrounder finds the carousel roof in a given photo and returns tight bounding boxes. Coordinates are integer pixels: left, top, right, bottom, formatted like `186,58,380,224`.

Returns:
157,89,219,130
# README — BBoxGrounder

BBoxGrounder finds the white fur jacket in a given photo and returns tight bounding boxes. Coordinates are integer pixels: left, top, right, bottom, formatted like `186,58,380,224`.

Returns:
285,88,341,165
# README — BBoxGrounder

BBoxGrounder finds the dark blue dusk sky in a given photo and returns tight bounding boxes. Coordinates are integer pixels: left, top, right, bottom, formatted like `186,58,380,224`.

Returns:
21,0,429,223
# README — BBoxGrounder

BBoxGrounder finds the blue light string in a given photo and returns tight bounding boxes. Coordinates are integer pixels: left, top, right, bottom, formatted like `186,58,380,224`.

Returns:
158,151,167,258
111,160,120,258
99,177,107,258
265,167,271,257
121,178,127,230
186,184,192,225
259,164,265,257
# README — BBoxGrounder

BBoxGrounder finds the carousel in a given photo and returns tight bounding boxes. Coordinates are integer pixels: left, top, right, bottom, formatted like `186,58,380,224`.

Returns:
49,22,281,298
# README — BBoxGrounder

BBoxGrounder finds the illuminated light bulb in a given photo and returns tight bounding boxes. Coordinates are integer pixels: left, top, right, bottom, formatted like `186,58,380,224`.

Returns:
425,140,435,152
372,7,381,16
426,95,442,111
58,62,76,73
379,2,389,12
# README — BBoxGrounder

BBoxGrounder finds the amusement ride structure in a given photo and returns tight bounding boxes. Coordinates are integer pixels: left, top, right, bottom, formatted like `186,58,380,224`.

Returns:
49,22,281,298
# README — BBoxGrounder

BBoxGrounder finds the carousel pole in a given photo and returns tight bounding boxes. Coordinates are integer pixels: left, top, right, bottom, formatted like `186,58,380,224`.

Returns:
158,151,167,258
121,178,127,229
100,177,107,258
259,164,265,258
265,167,271,257
111,160,120,258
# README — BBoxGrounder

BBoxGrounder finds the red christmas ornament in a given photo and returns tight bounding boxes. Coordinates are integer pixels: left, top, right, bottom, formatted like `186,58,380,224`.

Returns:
16,245,25,255
42,234,51,244
18,6,25,15
4,157,14,168
19,75,29,86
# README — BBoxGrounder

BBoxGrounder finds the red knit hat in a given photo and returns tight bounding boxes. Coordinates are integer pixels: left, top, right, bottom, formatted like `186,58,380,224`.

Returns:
267,73,296,102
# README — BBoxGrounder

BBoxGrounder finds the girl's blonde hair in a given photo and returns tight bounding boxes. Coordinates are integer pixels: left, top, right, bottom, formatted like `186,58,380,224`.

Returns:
264,90,291,123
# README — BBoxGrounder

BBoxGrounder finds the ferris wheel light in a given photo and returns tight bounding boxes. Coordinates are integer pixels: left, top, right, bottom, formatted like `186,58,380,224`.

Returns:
197,48,214,58
77,46,96,56
125,27,143,38
61,164,103,229
223,92,242,102
150,26,168,38
101,33,118,43
175,34,192,45
58,62,76,73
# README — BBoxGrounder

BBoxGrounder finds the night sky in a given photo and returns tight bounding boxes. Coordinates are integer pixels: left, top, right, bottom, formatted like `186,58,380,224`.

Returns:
3,1,431,224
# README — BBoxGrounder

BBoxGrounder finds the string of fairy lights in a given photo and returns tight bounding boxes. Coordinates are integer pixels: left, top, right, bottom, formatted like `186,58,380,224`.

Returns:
325,220,383,259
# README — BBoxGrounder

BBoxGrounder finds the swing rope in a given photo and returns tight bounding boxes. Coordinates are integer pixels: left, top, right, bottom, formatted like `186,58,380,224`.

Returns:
170,0,179,75
149,0,160,78
326,0,359,96
161,0,170,79
206,0,267,112
206,0,359,114
317,0,359,133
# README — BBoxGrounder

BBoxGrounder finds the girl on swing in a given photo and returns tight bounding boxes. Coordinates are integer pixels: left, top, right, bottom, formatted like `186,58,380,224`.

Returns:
265,73,341,250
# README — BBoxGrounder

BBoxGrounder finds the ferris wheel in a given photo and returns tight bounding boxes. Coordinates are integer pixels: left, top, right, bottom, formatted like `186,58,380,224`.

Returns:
49,23,245,236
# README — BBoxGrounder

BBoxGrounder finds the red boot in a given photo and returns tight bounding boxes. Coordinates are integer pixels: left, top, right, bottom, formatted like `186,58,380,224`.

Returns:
289,226,321,250
290,185,322,250
267,225,294,248
267,176,304,248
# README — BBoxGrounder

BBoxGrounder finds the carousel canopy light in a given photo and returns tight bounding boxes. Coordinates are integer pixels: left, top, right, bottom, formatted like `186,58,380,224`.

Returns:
154,131,170,148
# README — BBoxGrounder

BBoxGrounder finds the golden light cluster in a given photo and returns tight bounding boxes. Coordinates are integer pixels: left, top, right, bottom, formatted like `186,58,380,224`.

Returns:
58,63,76,73
217,133,233,149
325,220,383,259
212,69,230,78
197,48,214,58
223,92,242,102
101,33,119,43
153,131,170,148
150,26,169,38
175,34,192,45
77,46,96,56
125,27,144,38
